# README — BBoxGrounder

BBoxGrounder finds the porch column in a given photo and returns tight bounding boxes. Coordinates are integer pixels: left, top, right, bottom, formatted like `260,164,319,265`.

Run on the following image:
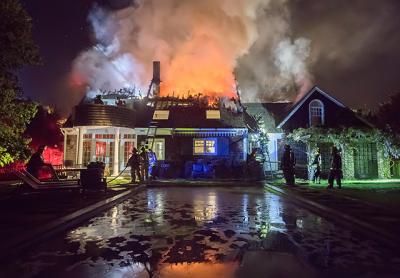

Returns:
113,128,120,176
77,127,85,166
62,130,67,166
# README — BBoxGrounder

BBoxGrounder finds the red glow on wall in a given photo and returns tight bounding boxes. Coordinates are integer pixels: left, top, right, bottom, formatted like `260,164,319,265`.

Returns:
42,147,63,166
96,142,106,156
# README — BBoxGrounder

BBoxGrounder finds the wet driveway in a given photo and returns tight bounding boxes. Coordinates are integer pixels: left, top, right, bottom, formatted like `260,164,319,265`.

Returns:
3,187,400,277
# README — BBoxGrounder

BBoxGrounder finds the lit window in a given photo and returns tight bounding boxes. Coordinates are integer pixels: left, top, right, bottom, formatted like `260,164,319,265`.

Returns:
147,138,165,160
153,110,169,120
193,138,217,155
309,99,324,126
194,140,205,154
206,110,221,119
95,141,106,162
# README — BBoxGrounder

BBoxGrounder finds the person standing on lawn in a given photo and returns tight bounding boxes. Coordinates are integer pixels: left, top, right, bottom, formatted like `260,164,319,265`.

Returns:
311,147,322,184
281,144,296,185
139,146,149,181
327,146,342,189
148,149,157,179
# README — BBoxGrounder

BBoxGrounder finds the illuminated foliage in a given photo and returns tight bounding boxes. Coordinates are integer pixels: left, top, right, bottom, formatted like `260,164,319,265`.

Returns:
288,127,400,158
0,0,40,165
0,147,13,167
0,90,37,164
288,127,400,178
252,113,270,160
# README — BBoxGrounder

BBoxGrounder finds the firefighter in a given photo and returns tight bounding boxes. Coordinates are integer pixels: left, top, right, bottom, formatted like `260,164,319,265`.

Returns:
327,146,342,189
311,147,322,184
246,148,257,178
126,147,141,183
281,144,296,185
148,149,157,179
139,146,149,181
26,145,59,180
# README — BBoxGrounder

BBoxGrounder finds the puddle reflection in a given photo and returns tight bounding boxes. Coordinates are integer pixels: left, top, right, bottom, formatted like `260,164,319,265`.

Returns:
5,187,400,278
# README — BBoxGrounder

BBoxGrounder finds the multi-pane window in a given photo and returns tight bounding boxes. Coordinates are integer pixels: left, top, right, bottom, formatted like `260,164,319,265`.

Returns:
123,134,135,139
95,142,107,162
95,134,115,139
148,138,165,160
309,99,324,126
193,138,217,155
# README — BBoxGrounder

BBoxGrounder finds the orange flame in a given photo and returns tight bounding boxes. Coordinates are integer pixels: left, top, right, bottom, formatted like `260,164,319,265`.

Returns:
157,24,239,99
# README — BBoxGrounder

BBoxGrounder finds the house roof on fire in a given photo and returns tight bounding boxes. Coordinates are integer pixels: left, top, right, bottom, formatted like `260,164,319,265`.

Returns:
135,104,251,129
63,98,256,130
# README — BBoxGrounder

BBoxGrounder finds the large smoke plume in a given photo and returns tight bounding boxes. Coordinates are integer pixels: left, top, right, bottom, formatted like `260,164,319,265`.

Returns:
72,0,312,101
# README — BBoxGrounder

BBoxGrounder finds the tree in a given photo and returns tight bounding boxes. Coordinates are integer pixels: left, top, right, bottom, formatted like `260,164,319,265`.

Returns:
0,0,40,165
0,90,37,165
0,0,40,76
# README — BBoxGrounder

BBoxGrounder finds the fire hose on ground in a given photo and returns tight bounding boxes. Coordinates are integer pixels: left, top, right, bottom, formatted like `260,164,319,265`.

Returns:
106,165,128,184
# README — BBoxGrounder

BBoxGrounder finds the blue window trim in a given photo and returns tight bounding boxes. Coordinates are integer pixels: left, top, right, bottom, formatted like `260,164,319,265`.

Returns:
193,138,218,155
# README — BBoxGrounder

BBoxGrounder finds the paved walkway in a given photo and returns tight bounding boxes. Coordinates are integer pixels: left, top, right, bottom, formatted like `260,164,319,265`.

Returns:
266,183,400,246
4,186,400,277
146,179,265,187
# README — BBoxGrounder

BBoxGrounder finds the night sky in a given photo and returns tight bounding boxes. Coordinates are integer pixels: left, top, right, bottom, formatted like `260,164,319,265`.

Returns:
19,0,131,115
19,0,400,115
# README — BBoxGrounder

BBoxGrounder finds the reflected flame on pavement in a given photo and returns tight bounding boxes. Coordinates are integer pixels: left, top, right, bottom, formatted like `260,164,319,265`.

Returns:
194,192,218,223
159,262,238,278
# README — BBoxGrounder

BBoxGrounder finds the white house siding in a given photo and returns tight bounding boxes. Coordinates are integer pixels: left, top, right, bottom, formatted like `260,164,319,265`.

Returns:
266,133,284,171
62,126,136,176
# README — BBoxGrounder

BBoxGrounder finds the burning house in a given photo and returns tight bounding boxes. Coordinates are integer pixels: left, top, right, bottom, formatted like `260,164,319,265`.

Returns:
62,99,251,178
62,62,255,178
62,61,391,180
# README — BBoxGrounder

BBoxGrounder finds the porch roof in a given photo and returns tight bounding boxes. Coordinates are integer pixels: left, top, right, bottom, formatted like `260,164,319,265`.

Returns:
172,128,247,137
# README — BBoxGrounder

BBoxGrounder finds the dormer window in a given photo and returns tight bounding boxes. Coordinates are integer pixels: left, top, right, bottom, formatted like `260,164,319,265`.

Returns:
309,99,324,126
206,110,221,119
153,110,169,120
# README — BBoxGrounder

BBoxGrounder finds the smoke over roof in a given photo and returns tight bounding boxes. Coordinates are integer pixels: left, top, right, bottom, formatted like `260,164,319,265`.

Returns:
71,0,312,102
22,0,400,115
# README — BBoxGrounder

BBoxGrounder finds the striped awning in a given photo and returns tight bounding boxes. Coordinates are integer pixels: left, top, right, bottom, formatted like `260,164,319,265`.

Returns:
172,128,247,137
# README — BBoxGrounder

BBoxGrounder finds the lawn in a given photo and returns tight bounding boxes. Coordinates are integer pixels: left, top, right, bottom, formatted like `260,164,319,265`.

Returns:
106,176,131,186
269,178,400,190
268,178,400,209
